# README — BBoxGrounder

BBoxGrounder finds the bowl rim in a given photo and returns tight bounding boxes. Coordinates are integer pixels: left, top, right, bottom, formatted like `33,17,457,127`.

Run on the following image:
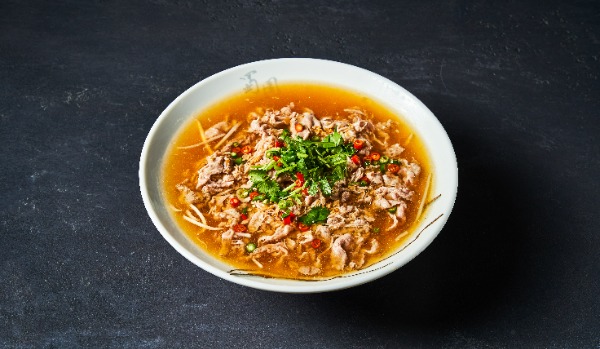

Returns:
139,58,458,293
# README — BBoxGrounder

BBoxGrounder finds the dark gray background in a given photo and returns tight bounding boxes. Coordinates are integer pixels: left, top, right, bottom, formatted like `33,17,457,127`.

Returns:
1,0,598,348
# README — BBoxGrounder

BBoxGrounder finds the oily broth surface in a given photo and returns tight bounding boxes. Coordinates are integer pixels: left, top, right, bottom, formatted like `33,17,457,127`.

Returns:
163,83,431,279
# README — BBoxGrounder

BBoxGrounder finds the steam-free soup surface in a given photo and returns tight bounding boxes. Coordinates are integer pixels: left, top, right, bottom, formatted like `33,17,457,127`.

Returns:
163,83,430,279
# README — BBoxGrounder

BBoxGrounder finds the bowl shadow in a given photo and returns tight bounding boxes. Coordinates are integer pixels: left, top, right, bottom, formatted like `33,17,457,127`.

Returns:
298,98,536,329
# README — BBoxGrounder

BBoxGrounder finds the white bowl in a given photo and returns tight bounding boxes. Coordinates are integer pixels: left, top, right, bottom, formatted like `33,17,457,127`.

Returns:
139,58,458,293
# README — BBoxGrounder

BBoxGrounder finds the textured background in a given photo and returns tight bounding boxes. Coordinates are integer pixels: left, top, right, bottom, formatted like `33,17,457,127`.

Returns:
1,0,598,348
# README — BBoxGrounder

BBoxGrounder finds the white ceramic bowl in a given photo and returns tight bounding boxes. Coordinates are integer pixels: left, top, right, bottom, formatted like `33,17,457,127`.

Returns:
139,58,458,293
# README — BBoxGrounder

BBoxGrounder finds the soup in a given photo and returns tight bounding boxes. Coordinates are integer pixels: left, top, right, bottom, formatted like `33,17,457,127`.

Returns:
163,83,431,279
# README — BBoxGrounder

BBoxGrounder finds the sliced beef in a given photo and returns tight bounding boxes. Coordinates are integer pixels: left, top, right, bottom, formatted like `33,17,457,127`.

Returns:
331,233,353,270
258,224,293,245
400,162,421,186
176,183,200,204
352,117,374,134
385,143,404,158
196,152,233,188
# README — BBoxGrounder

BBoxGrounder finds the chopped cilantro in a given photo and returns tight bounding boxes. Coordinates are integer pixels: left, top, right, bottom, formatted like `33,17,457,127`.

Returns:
248,170,268,183
247,129,354,204
298,206,330,225
318,178,332,196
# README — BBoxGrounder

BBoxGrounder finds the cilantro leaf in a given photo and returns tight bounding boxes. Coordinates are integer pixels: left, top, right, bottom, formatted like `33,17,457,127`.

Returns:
255,179,281,202
248,170,268,183
299,206,330,225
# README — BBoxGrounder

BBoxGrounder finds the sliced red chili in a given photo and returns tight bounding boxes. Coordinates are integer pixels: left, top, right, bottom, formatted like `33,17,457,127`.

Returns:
282,213,296,225
358,176,370,187
274,140,284,148
350,154,361,165
353,139,364,150
230,197,241,208
297,222,310,232
233,224,247,232
240,213,248,220
232,146,241,154
311,238,322,249
272,155,280,161
369,152,381,161
295,172,305,187
241,145,253,154
249,191,259,200
302,188,309,196
387,163,400,174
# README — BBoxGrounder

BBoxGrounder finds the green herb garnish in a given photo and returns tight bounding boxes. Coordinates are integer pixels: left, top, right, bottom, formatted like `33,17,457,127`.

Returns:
247,130,354,203
298,206,330,225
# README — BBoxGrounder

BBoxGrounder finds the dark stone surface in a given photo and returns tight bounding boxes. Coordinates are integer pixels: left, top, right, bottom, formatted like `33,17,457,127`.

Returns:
1,0,598,348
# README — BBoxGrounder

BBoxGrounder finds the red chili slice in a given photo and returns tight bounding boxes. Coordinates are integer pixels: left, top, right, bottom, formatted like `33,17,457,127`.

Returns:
350,154,361,165
282,213,296,225
387,163,400,174
241,145,253,154
297,223,310,232
230,197,241,208
311,238,322,249
295,172,305,187
353,139,364,150
233,224,247,232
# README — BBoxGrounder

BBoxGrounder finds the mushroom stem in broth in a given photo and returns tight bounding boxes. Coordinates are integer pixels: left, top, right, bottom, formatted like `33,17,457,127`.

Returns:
163,83,431,279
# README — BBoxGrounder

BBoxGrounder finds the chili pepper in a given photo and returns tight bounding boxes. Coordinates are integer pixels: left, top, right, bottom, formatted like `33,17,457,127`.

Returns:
359,176,370,187
297,222,310,232
241,145,253,154
350,154,361,165
353,139,364,150
369,152,381,161
230,197,241,208
283,212,296,225
311,238,322,249
233,224,247,232
295,172,305,187
387,163,400,174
